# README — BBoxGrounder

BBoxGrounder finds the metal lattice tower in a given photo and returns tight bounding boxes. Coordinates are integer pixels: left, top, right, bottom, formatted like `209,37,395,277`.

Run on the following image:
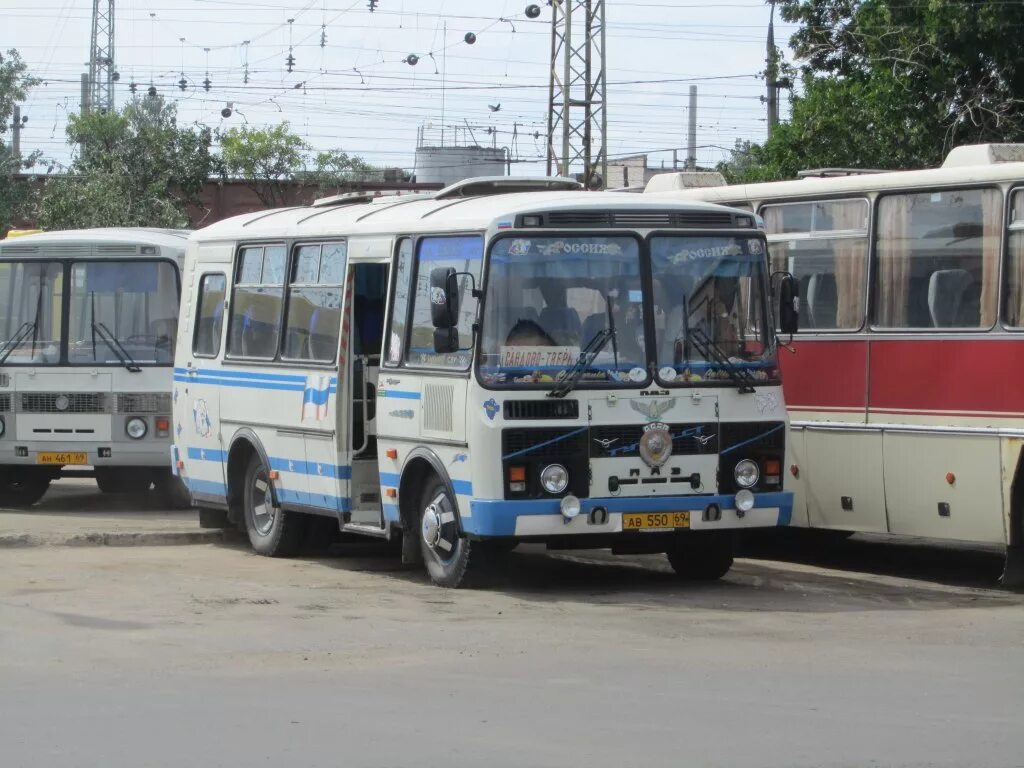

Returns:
545,0,607,188
88,0,115,113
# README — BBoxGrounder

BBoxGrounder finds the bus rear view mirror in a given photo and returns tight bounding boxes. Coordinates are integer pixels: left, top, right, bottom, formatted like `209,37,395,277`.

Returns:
430,267,459,328
433,326,459,354
777,272,799,336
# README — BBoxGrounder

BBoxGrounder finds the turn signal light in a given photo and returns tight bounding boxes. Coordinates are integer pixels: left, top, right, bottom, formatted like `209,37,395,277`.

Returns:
385,488,397,498
268,470,280,480
385,448,398,460
509,466,526,482
156,417,170,437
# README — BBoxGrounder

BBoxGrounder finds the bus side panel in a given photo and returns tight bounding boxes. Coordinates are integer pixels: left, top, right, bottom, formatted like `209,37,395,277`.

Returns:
884,433,1005,544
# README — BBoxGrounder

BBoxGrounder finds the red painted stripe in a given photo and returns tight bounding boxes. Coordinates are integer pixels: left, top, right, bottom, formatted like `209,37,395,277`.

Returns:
779,339,868,411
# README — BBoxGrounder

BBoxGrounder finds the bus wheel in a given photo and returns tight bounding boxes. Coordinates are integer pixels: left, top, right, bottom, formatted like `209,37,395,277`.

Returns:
0,467,51,508
666,532,734,581
153,469,193,510
418,479,476,588
95,467,153,495
242,455,305,557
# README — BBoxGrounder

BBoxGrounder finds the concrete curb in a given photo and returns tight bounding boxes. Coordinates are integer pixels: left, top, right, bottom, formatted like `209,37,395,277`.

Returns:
0,529,227,549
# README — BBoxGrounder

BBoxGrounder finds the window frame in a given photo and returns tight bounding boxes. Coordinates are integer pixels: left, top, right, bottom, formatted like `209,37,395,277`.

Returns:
191,271,228,359
1001,185,1024,331
280,240,347,366
224,241,290,364
868,184,1002,334
399,231,485,373
758,196,872,335
383,236,413,369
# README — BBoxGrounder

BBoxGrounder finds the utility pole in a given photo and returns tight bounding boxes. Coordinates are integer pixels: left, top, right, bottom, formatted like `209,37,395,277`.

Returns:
686,85,697,170
89,0,116,114
546,0,607,189
765,0,778,135
11,106,22,163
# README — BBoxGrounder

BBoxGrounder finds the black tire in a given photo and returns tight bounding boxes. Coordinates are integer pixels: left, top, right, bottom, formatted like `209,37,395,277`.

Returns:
418,478,480,588
242,454,306,557
153,469,193,509
0,466,51,508
666,531,735,581
95,467,153,495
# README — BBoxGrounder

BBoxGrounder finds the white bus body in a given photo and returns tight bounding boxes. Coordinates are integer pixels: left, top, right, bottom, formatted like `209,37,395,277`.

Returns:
174,179,795,586
0,228,189,506
646,144,1024,583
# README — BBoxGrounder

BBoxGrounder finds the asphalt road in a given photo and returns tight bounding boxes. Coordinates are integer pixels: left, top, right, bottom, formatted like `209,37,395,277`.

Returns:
2,519,1023,768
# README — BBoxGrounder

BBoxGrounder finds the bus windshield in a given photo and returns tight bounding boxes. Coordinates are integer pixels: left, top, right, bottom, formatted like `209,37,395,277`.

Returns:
479,236,648,386
67,260,179,366
650,235,773,384
0,261,63,365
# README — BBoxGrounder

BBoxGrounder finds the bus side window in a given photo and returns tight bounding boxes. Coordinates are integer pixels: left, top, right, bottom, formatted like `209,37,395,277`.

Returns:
1004,189,1024,328
227,245,286,359
384,238,413,367
283,242,345,364
193,273,227,358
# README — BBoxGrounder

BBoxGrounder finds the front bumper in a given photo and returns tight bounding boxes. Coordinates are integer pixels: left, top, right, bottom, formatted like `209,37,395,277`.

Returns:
0,441,171,468
465,491,793,538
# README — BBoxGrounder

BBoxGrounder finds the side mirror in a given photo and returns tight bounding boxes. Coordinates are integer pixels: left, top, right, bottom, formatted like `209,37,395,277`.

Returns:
777,273,800,335
433,326,459,354
430,267,459,328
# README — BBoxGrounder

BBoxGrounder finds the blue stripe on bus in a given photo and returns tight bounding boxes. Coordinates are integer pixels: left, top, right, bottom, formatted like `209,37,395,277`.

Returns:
302,388,331,406
377,389,420,400
186,448,350,480
175,367,337,384
184,477,227,497
174,374,338,394
186,447,228,462
276,488,351,513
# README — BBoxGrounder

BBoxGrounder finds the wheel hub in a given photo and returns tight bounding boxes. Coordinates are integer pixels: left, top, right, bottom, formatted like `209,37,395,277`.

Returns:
252,474,277,536
421,503,442,548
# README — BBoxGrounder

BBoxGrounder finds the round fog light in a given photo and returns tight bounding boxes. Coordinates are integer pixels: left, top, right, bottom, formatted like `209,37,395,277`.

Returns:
734,458,759,489
541,463,569,494
735,489,755,513
560,494,581,520
126,417,147,439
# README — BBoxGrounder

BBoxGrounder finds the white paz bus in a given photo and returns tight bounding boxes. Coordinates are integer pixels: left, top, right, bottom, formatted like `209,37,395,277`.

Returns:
0,228,189,506
173,177,799,587
648,144,1024,584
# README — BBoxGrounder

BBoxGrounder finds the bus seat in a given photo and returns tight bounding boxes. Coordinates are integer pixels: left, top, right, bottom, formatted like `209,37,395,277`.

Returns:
806,272,838,329
538,307,581,345
927,269,972,327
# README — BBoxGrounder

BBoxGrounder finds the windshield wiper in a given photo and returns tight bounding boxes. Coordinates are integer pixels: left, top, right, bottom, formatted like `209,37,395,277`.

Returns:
547,327,616,399
92,321,141,373
687,326,757,394
0,322,36,365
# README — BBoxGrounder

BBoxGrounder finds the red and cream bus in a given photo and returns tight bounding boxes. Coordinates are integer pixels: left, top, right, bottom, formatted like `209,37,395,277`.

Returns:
646,144,1024,584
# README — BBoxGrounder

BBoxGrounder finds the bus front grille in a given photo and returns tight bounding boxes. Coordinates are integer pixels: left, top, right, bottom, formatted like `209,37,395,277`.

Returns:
116,393,172,413
19,393,109,413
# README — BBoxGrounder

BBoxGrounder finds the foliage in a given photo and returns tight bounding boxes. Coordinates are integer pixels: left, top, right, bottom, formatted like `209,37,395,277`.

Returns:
38,96,216,230
718,0,1024,182
0,49,39,234
219,122,381,207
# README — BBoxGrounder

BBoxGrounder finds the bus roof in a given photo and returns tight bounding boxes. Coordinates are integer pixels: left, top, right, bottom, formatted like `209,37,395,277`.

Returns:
0,227,189,258
644,145,1024,205
192,187,753,244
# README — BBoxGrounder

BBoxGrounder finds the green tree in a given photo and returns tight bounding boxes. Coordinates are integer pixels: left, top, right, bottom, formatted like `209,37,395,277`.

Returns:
38,96,216,229
219,122,380,207
719,0,1024,182
0,49,39,234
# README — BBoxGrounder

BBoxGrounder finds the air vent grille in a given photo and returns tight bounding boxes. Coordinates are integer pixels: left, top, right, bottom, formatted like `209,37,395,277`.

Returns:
503,399,579,420
502,427,587,459
422,382,454,433
0,394,10,412
19,392,109,413
116,393,172,413
541,210,741,229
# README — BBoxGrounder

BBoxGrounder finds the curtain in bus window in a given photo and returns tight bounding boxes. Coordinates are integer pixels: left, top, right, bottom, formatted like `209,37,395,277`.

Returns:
832,200,868,328
875,194,915,327
979,190,1001,327
1007,192,1024,326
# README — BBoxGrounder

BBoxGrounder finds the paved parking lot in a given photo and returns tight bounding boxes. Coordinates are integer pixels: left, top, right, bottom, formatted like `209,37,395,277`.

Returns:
1,480,1023,767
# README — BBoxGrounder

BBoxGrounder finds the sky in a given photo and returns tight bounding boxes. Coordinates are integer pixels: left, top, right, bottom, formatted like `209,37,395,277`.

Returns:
3,0,797,177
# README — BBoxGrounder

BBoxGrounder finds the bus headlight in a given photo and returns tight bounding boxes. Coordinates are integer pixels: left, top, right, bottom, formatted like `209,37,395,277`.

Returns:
735,489,755,513
126,417,148,440
734,459,759,489
541,463,569,494
560,494,581,520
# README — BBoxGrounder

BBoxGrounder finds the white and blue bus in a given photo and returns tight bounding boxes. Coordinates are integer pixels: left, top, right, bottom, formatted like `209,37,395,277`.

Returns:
172,178,798,586
0,228,189,506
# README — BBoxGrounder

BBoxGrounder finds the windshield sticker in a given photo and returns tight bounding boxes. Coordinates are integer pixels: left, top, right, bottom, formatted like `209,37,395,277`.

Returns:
500,346,578,369
659,366,677,382
664,243,743,264
748,239,764,255
507,239,531,256
628,366,646,382
536,240,624,257
628,289,642,303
